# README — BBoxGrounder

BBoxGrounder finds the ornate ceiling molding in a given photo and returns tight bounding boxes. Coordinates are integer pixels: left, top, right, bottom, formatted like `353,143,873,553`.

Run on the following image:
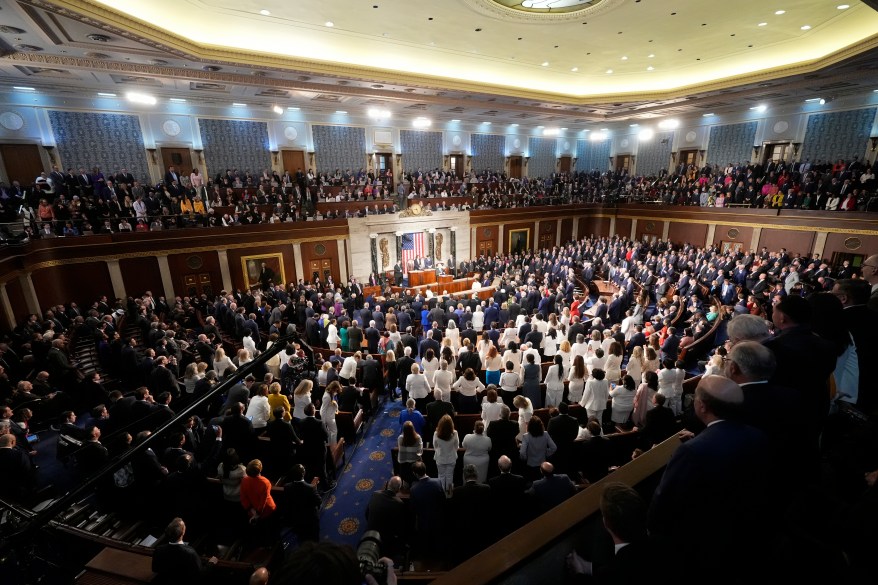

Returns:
462,0,623,22
14,0,878,112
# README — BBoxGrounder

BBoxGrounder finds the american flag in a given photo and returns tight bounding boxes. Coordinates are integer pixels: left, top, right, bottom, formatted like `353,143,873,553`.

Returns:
401,232,425,274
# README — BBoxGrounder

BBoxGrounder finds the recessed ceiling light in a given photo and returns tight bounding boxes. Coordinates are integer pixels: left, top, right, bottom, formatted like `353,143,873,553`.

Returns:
638,129,654,141
97,92,116,97
232,102,247,107
818,98,826,105
703,113,715,117
541,62,549,66
804,98,823,103
450,119,460,122
511,123,519,127
750,104,768,112
13,86,35,91
606,69,613,74
648,54,655,58
647,66,654,71
800,25,811,30
482,121,491,125
775,10,785,15
273,105,283,115
658,119,680,129
412,117,431,128
571,67,578,72
260,9,270,16
127,92,156,105
758,22,767,26
536,125,544,128
621,56,628,60
629,124,639,127
325,21,334,27
287,106,300,110
837,4,850,9
561,128,567,130
335,110,347,114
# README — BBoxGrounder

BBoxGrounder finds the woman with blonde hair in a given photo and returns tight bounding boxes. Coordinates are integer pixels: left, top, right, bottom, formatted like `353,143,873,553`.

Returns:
626,346,645,384
557,338,573,371
512,394,533,440
604,341,623,384
234,348,252,368
292,379,313,419
213,346,236,377
267,382,291,420
321,380,340,444
183,362,202,395
421,348,439,386
445,319,460,352
587,329,603,355
643,346,660,378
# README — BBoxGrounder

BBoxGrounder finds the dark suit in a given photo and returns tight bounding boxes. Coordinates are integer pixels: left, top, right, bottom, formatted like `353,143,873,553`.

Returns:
451,481,493,561
409,476,446,557
487,471,531,537
152,542,204,584
547,413,579,474
640,404,678,449
528,473,576,513
298,416,329,486
486,419,520,471
365,488,406,556
648,420,773,583
283,480,322,542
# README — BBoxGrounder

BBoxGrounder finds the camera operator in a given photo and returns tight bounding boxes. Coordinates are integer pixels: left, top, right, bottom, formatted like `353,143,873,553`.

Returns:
270,540,396,585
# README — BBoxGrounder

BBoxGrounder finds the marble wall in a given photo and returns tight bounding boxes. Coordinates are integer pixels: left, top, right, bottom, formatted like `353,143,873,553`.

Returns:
346,211,471,281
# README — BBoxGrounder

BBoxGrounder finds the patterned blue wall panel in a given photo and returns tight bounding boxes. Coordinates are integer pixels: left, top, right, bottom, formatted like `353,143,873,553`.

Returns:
312,125,366,174
706,122,757,167
471,134,505,174
800,107,876,164
198,118,271,178
400,129,443,173
528,137,556,179
48,110,150,183
574,139,611,173
636,132,673,176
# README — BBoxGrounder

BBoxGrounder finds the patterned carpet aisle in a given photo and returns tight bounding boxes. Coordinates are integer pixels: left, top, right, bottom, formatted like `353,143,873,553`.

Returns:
320,399,401,548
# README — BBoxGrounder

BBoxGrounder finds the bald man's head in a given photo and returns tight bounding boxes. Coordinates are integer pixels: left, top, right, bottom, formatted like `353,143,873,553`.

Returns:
863,254,878,285
695,375,744,423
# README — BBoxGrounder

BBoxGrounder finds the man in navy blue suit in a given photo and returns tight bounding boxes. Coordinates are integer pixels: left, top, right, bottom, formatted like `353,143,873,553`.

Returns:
649,375,773,585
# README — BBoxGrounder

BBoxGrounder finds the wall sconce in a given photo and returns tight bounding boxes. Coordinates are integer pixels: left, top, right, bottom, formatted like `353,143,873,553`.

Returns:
147,148,157,165
194,149,204,163
753,145,762,157
670,151,677,162
270,149,279,165
870,137,878,152
43,145,56,165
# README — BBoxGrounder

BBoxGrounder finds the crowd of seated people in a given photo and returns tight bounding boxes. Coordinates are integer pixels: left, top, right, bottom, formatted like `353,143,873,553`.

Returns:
1,230,876,577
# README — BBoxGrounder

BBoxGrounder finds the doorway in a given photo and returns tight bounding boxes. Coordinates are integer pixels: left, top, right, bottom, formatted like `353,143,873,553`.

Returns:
615,155,631,174
182,273,214,298
449,154,464,179
477,240,494,257
309,259,334,283
679,149,698,167
509,155,523,179
762,142,791,167
281,150,306,175
375,153,393,184
160,147,193,175
559,156,572,174
0,144,44,188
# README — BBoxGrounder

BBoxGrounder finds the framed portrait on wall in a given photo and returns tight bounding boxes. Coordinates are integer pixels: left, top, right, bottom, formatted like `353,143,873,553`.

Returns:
509,228,530,255
241,253,286,289
720,241,743,255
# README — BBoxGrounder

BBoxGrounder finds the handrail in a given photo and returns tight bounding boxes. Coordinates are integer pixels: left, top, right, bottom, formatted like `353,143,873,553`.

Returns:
430,434,681,585
0,331,307,556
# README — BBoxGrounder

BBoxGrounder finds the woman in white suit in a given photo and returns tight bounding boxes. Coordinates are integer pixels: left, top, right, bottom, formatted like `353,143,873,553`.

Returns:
580,368,610,421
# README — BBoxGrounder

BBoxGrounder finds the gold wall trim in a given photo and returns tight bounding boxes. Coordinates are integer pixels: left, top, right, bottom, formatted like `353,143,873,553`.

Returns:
21,234,347,274
615,215,878,236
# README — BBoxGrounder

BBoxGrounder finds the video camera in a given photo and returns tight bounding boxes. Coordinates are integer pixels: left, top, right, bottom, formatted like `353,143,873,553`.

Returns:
357,530,388,585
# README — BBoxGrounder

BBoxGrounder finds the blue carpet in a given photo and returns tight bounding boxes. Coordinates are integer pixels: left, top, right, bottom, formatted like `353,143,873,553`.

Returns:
318,399,401,548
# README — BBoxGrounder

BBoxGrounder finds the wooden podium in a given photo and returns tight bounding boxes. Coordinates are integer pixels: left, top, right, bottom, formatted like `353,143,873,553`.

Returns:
409,270,426,286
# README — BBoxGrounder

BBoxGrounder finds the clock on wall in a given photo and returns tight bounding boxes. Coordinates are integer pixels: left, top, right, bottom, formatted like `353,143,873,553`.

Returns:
0,111,24,131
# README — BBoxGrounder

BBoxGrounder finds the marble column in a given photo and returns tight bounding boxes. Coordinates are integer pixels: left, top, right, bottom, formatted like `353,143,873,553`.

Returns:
156,254,175,300
337,239,349,282
21,273,40,316
750,227,762,253
630,219,638,240
705,224,717,248
293,243,304,283
0,283,15,330
556,219,562,247
106,259,126,301
217,249,233,293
